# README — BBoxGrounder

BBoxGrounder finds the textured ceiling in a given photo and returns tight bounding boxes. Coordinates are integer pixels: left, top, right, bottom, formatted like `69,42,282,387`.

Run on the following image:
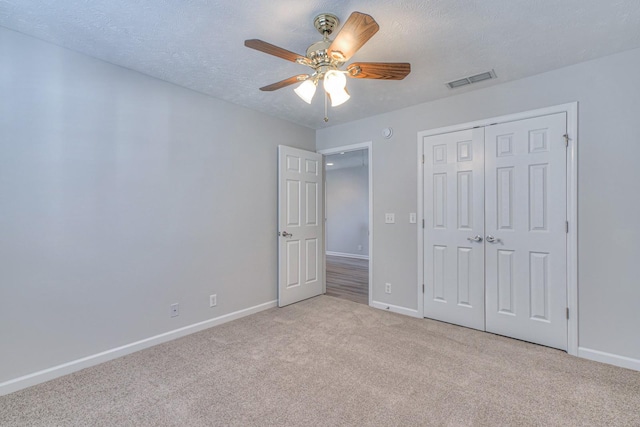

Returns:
2,1,640,129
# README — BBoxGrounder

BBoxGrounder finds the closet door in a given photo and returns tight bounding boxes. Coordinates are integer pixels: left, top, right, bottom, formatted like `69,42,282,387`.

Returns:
423,128,485,330
484,113,568,350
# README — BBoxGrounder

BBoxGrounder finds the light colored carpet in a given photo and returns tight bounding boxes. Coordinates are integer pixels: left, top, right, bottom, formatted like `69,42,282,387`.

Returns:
1,295,639,426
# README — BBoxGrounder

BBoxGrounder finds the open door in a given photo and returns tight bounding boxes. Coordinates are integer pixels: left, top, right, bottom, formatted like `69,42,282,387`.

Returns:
278,145,324,307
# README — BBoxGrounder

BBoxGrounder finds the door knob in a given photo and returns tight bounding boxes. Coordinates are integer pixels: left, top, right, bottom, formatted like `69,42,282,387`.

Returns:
485,235,501,244
279,231,293,238
467,235,483,243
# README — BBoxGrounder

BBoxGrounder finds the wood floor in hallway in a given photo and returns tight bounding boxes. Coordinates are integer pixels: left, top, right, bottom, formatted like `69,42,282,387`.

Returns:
326,255,368,305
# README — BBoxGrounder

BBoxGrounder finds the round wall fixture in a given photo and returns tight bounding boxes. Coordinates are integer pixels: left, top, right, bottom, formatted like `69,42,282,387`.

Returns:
382,127,393,139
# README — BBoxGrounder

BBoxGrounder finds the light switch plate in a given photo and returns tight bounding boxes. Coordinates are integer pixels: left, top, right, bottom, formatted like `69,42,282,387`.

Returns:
409,213,417,223
385,213,395,224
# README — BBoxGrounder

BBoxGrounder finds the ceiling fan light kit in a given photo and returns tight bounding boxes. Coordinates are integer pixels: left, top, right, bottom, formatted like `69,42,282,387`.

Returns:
244,11,411,122
294,79,317,104
323,70,350,107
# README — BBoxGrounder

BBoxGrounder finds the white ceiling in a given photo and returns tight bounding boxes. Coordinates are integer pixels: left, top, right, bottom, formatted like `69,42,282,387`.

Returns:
2,1,640,129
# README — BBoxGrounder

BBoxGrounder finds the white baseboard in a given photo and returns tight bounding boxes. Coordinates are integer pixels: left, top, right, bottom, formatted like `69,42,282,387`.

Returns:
326,251,369,260
0,300,278,396
372,300,420,318
578,347,640,372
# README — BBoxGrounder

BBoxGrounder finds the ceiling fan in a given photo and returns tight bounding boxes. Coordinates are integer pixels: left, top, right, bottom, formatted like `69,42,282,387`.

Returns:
244,11,411,120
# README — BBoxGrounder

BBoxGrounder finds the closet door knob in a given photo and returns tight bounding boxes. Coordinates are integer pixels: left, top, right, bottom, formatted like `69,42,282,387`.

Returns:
485,235,501,244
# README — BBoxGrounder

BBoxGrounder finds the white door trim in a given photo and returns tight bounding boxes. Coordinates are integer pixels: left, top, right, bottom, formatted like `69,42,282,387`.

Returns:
319,142,373,307
417,102,578,356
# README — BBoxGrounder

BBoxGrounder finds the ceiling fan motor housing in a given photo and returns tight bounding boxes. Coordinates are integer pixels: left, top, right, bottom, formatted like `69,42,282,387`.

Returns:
306,39,342,70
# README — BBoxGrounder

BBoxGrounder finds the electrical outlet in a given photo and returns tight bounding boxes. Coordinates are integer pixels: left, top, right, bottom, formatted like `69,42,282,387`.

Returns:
409,213,417,224
385,213,395,224
209,294,217,307
385,283,392,294
170,303,179,317
357,244,363,251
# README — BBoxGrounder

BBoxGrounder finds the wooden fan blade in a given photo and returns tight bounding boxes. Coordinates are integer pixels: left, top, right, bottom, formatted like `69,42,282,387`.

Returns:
245,39,306,63
260,75,309,91
347,62,411,80
328,12,379,62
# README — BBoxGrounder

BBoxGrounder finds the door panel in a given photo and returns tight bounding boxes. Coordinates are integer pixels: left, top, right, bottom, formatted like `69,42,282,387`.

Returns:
423,128,485,330
484,113,567,350
422,113,568,351
278,146,324,307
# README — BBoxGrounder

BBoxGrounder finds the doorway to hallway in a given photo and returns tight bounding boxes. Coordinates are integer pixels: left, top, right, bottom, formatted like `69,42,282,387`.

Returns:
321,143,372,306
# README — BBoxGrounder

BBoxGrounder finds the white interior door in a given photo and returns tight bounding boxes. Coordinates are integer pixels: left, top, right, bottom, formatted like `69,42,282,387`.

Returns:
278,145,324,307
421,112,568,350
423,128,486,330
484,113,568,350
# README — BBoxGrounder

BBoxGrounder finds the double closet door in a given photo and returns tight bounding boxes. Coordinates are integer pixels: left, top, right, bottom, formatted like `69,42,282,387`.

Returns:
423,113,568,350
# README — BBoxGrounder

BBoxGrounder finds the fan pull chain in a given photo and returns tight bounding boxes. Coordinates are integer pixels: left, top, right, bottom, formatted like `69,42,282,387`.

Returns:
324,92,329,122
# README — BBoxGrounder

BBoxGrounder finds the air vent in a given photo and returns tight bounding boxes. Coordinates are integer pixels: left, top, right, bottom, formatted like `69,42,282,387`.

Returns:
446,70,497,89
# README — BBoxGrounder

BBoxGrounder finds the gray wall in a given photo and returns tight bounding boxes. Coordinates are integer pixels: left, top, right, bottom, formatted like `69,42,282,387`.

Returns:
0,28,315,383
326,165,369,257
317,47,640,361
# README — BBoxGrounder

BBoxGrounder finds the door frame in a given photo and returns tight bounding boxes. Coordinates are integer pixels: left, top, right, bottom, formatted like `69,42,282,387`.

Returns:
319,141,373,306
417,102,578,355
